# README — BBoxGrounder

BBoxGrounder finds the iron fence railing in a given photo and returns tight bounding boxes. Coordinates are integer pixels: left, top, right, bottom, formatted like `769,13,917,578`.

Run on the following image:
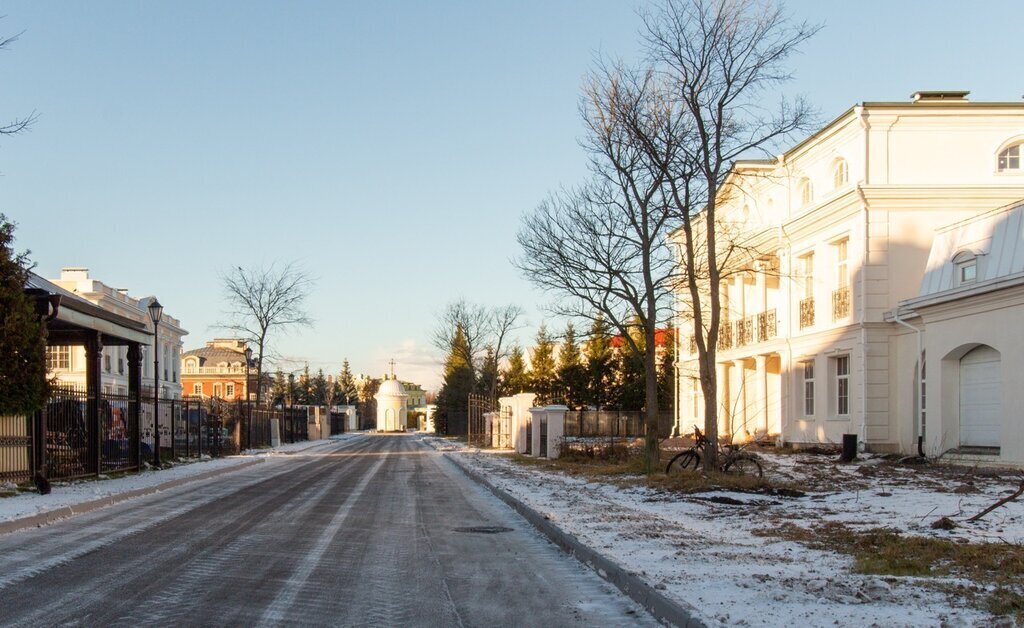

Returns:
562,410,675,439
799,297,815,329
757,309,777,342
832,286,851,320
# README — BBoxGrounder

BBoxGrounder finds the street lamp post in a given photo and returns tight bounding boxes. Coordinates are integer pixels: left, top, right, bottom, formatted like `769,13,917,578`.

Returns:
244,346,253,448
148,298,163,468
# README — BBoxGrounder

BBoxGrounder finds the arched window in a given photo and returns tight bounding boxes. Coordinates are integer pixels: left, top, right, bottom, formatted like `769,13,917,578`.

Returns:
832,158,848,189
998,143,1021,171
799,178,813,207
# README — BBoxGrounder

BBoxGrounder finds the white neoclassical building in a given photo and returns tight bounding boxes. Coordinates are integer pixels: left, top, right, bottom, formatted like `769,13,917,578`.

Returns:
375,376,409,432
674,91,1024,461
46,267,188,398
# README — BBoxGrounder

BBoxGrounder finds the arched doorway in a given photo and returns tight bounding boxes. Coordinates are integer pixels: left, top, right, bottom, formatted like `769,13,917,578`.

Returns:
385,408,395,432
959,345,1001,448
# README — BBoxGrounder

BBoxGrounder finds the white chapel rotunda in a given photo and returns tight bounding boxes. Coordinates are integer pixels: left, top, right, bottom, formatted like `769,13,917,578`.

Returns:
375,375,409,432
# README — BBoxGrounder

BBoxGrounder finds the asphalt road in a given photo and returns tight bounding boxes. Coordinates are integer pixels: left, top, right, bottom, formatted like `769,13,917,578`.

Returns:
0,434,653,626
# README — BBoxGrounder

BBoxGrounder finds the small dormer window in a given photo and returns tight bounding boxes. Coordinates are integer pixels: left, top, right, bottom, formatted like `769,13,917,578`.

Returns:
953,251,978,286
959,261,977,284
998,144,1021,171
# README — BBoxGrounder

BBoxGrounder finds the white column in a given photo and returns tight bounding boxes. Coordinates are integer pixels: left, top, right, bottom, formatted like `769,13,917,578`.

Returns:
732,359,747,437
755,354,768,436
716,362,730,438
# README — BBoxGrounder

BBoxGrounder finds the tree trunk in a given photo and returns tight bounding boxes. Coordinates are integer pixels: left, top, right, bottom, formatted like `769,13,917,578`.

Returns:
643,326,660,474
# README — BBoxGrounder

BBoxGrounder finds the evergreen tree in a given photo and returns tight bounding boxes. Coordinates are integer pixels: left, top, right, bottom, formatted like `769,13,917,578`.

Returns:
435,323,475,435
556,323,587,408
657,329,676,415
269,369,286,406
0,216,48,415
299,363,313,404
477,345,499,398
310,368,329,406
500,345,529,395
528,324,557,402
285,373,298,406
337,358,357,405
584,314,614,410
609,319,645,410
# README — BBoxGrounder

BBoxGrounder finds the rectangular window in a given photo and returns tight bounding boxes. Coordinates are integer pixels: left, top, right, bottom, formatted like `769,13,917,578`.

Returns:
802,253,814,296
118,356,125,375
959,262,977,284
835,355,850,416
104,354,111,373
226,383,235,398
46,346,71,371
192,383,203,396
835,239,848,288
802,361,815,417
213,384,222,398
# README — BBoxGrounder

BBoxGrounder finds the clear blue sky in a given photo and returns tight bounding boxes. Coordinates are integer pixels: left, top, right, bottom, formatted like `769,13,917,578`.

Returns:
2,1,1021,389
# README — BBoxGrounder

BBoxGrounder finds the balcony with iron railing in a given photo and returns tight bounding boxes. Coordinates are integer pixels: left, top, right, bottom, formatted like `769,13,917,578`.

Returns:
717,322,732,351
799,297,815,329
832,286,851,321
756,309,777,342
733,317,754,347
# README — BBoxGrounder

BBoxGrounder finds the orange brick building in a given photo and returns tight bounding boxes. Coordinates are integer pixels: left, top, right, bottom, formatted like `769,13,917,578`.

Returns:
181,338,254,400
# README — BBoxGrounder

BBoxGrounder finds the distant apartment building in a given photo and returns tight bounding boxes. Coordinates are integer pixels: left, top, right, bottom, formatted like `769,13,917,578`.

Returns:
673,91,1024,461
181,339,254,400
46,267,187,398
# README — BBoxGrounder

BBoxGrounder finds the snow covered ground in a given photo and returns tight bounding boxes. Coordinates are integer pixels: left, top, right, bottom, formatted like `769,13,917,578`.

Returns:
429,436,1024,627
0,435,358,525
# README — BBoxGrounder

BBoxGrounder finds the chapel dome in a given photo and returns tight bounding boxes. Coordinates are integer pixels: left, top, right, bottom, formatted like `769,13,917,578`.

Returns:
376,378,407,398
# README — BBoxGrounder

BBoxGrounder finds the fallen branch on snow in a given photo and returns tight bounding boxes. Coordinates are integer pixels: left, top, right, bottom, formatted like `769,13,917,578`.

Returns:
968,480,1024,522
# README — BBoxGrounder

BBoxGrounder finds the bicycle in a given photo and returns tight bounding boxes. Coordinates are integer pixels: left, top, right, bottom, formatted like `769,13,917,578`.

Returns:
665,426,764,477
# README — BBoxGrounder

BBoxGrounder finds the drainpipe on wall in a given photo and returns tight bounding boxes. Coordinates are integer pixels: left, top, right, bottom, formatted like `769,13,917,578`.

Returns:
893,308,925,457
857,186,870,452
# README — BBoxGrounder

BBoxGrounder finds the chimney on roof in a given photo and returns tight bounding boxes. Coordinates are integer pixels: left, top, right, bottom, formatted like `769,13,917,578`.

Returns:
116,288,129,295
912,90,970,103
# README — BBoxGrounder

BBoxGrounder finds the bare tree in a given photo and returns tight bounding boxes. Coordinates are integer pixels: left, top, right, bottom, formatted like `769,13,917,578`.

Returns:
0,31,37,137
431,299,523,399
518,62,678,472
220,262,315,405
641,0,819,469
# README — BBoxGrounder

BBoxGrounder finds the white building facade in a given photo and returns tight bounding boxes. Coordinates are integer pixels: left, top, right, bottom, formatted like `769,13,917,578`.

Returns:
46,267,188,399
674,92,1024,456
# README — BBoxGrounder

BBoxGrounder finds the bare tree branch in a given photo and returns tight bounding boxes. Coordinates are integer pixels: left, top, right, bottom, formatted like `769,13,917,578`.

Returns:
219,261,315,405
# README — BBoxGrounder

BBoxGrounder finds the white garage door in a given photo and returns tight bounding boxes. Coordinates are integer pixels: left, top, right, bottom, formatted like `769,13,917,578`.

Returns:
959,345,1001,448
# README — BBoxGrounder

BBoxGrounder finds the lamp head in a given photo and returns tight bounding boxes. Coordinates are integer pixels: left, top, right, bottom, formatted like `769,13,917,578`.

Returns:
148,298,163,324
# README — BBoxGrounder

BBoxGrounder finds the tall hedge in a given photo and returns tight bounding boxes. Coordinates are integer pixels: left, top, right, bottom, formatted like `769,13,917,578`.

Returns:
0,215,48,415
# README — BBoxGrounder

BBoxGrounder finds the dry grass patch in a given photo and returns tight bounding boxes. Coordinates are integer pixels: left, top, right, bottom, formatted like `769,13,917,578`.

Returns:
757,521,1024,619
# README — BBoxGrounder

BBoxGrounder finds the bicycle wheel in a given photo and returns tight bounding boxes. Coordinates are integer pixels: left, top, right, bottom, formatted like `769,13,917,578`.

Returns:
665,449,701,474
723,453,763,478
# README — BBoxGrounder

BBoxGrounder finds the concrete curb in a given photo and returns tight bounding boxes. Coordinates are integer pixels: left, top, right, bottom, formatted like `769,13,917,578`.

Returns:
443,453,706,628
0,458,264,536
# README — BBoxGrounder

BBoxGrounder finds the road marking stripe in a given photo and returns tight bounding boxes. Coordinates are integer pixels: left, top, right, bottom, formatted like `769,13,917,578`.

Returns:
257,455,387,626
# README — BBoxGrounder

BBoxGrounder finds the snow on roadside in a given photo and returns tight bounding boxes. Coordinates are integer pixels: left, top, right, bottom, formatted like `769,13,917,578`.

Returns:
425,437,1008,627
0,434,363,524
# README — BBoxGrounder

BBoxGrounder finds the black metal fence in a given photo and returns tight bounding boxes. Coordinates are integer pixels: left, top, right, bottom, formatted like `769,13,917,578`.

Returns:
0,388,316,485
563,410,674,439
329,411,346,436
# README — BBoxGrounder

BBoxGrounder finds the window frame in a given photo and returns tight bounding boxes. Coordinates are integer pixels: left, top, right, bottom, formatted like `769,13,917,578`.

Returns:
46,346,72,371
834,238,849,288
799,178,813,207
226,383,236,398
832,158,848,189
997,143,1021,172
834,355,850,417
802,360,815,418
192,383,203,396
